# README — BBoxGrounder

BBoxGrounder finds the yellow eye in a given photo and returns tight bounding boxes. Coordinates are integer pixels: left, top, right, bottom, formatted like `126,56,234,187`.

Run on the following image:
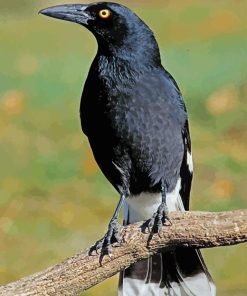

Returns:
99,9,111,19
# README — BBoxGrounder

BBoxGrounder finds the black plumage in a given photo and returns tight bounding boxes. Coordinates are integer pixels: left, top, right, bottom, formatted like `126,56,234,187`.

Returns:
81,60,187,196
40,2,215,295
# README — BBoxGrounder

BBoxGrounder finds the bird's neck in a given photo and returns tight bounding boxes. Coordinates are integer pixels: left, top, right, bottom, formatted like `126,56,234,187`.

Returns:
96,31,162,69
94,53,154,86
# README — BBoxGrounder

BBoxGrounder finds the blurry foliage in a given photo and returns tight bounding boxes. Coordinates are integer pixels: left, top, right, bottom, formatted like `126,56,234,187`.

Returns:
0,1,31,13
0,0,247,295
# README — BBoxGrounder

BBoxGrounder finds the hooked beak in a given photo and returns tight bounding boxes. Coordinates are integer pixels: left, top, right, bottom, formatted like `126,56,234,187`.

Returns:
39,4,90,25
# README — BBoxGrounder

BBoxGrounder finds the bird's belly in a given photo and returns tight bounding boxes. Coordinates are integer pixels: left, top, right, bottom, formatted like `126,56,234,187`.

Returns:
125,178,184,224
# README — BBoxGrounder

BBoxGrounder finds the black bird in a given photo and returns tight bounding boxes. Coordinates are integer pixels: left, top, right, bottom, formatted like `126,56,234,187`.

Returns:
40,2,216,295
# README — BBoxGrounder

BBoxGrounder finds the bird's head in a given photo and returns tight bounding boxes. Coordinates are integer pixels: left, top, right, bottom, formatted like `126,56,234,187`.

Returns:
40,2,160,63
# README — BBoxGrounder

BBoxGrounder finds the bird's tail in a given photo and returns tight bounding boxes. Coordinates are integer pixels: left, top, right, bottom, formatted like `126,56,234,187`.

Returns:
119,248,215,296
118,196,216,296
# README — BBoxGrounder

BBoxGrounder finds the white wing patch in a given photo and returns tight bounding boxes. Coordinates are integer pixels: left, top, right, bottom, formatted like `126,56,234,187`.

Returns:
187,151,193,173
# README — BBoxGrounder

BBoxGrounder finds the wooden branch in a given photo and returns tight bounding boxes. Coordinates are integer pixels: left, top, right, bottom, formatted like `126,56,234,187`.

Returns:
0,210,246,296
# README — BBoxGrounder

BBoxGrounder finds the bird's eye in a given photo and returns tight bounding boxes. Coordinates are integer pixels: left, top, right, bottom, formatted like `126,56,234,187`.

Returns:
98,9,111,19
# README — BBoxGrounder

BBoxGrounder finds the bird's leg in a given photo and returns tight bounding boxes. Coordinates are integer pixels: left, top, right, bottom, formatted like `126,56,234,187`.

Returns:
148,183,171,234
89,194,125,257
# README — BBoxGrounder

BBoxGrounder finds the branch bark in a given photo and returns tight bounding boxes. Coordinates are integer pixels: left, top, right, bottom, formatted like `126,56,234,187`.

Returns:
0,210,246,296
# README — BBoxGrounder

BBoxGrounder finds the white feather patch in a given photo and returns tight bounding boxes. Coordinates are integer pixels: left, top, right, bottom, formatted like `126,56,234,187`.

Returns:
121,278,164,296
126,178,183,224
187,151,193,173
126,193,161,224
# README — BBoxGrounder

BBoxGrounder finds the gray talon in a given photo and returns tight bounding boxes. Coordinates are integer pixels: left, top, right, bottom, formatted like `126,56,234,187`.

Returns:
90,221,122,257
148,202,171,234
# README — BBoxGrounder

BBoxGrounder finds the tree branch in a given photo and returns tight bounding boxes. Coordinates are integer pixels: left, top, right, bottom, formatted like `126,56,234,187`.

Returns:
0,210,246,296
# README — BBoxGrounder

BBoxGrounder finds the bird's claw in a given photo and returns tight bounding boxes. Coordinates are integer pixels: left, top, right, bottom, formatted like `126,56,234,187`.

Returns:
147,202,171,234
89,220,122,257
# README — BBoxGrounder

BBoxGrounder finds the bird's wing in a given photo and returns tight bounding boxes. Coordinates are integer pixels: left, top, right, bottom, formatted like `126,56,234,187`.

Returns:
160,70,193,210
180,120,193,210
128,68,190,195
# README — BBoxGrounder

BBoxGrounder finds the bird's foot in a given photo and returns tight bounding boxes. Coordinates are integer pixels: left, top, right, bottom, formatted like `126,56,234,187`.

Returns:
148,202,171,234
89,220,122,257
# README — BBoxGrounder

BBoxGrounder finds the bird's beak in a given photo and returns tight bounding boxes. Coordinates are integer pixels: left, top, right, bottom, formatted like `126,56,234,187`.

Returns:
39,4,90,26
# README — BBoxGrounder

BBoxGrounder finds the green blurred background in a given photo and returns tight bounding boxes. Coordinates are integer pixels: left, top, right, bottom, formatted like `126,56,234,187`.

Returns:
0,0,246,295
